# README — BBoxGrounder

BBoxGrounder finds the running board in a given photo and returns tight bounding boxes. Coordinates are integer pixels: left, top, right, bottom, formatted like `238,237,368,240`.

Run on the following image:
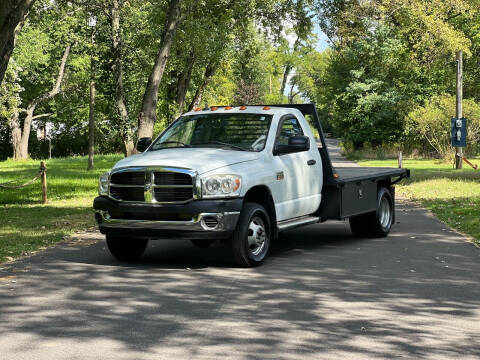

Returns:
277,216,320,232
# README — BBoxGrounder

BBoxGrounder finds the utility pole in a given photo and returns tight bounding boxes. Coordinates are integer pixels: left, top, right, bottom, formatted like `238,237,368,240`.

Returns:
455,50,463,169
87,16,96,170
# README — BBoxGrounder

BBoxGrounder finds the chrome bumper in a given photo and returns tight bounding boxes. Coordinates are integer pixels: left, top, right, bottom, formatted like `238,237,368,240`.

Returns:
95,210,240,232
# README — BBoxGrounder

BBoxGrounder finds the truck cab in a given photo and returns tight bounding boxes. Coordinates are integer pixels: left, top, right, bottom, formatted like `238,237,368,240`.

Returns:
94,104,409,267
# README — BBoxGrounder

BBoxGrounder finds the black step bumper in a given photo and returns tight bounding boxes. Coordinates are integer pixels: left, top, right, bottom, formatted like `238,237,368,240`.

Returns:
93,197,243,240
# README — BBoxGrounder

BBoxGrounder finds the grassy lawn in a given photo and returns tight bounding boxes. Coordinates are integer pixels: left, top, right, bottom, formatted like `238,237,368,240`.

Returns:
357,159,480,245
0,155,122,263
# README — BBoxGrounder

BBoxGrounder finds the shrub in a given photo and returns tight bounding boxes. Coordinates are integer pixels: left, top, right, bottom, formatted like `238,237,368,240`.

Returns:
405,95,480,160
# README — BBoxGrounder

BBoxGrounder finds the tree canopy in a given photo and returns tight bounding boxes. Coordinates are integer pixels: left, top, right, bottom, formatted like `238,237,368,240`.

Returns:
0,0,479,161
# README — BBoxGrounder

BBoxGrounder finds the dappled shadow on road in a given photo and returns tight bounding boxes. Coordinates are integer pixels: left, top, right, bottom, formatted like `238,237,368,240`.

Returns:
0,202,480,359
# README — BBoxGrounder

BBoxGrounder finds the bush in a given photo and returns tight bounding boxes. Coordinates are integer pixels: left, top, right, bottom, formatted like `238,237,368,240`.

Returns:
405,95,480,160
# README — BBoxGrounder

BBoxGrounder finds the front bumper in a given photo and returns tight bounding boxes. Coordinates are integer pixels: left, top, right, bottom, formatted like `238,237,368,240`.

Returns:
93,197,242,239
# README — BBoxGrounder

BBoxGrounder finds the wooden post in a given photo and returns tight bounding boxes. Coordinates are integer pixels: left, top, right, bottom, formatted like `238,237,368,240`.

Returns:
40,161,47,204
398,151,403,168
455,50,463,169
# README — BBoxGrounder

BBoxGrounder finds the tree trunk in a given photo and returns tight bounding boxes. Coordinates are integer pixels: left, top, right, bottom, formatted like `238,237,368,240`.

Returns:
15,43,71,160
0,0,35,86
279,37,301,96
187,62,218,111
175,52,195,116
280,63,292,96
137,0,187,140
87,30,95,170
9,110,22,159
111,0,135,156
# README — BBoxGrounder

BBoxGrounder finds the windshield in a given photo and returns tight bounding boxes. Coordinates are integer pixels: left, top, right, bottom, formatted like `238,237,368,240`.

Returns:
150,113,272,152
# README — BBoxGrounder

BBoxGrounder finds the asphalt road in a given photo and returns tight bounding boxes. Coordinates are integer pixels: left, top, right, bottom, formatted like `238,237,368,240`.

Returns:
1,148,480,359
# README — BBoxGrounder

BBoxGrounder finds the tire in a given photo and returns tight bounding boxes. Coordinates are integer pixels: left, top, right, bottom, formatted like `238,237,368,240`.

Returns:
106,236,148,261
231,202,271,267
349,187,393,238
191,239,215,248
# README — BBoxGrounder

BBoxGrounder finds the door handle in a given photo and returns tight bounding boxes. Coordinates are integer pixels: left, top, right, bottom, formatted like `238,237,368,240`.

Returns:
307,159,316,166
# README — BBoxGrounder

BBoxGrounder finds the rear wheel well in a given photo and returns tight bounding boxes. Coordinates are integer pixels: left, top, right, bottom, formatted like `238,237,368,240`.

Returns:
243,186,278,239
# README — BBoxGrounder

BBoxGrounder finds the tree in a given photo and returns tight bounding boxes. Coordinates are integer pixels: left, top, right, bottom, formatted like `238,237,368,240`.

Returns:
136,0,195,141
0,0,36,86
12,43,72,160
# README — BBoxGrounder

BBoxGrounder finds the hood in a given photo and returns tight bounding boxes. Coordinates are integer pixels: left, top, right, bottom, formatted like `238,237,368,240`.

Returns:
112,148,261,175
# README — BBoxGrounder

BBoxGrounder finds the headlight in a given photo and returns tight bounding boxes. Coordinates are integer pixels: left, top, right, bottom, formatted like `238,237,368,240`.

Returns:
98,172,110,196
202,175,241,198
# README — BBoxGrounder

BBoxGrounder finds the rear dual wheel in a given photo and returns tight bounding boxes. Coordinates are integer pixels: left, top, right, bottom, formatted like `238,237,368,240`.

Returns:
349,187,393,238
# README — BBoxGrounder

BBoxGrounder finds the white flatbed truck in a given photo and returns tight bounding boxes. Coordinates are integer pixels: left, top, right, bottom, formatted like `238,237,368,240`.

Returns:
94,104,409,267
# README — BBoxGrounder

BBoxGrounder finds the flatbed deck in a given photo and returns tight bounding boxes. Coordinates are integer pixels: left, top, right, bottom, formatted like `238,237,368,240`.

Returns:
325,138,409,184
334,166,408,184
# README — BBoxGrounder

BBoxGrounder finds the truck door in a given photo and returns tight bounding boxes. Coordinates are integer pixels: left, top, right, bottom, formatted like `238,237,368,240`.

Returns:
272,115,322,221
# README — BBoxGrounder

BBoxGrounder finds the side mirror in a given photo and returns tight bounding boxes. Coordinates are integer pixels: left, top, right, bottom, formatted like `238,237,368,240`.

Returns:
273,135,310,155
136,137,152,152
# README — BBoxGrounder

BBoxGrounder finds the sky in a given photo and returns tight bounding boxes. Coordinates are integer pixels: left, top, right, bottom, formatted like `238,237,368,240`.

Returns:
282,24,330,96
314,24,330,51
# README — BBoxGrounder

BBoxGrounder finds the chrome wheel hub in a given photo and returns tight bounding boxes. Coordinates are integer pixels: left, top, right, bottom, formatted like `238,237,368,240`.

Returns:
247,216,267,256
379,197,391,229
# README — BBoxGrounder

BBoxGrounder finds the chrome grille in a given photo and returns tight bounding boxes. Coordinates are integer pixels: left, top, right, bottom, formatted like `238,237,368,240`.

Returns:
154,172,192,185
154,187,193,202
109,186,144,202
110,171,144,185
108,167,194,203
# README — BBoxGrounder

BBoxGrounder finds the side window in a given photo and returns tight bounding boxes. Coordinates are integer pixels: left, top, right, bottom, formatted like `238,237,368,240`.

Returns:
276,117,304,146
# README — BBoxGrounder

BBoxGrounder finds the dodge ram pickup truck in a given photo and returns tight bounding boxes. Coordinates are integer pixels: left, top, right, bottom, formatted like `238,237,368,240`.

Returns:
94,104,409,267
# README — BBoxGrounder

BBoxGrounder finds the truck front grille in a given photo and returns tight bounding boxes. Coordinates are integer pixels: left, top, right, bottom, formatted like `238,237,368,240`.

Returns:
154,187,193,202
154,172,192,185
109,168,194,203
109,186,144,202
110,171,144,185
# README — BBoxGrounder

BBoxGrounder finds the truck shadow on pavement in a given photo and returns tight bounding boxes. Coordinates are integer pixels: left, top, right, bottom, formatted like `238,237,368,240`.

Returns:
1,203,480,359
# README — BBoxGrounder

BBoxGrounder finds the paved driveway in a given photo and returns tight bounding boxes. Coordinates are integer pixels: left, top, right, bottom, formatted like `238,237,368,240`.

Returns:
1,145,479,359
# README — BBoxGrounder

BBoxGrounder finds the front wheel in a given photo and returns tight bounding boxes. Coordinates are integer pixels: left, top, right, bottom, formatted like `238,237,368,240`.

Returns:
106,236,148,261
231,203,271,267
349,187,393,238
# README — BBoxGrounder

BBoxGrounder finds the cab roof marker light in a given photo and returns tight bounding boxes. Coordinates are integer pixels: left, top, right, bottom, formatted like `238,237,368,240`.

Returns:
263,106,271,110
225,106,232,110
239,106,247,110
194,107,201,111
210,106,218,111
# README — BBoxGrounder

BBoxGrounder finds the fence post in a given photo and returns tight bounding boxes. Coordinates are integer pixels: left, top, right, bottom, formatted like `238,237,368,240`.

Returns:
398,151,403,168
40,161,47,204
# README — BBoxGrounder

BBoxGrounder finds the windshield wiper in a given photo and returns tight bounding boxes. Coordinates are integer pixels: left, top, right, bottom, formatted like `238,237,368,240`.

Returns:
156,141,191,148
193,141,247,151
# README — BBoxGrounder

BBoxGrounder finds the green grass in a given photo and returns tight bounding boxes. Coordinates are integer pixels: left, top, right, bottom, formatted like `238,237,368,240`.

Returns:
0,155,122,263
357,158,480,245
